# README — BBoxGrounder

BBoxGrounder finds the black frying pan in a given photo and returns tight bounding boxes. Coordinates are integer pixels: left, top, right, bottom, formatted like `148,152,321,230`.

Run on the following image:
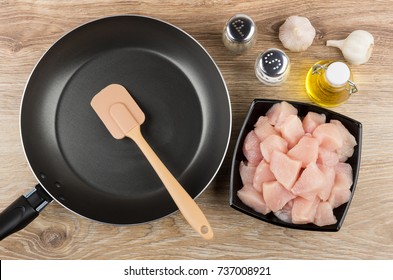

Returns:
0,15,231,240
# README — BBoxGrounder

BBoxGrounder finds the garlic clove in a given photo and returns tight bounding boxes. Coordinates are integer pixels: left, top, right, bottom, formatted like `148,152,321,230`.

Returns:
279,15,316,52
326,30,374,65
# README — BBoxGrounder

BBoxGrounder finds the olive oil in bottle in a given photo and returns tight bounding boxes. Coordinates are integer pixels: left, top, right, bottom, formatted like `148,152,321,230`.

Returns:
305,60,358,107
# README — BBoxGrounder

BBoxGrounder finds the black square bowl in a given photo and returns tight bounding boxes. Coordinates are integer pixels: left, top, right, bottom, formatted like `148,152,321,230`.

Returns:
230,99,362,231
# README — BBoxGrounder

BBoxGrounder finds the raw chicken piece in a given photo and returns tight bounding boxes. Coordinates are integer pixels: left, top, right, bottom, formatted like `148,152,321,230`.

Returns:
334,163,353,189
270,150,302,191
317,147,339,167
274,200,293,223
263,181,296,212
292,197,319,224
237,184,271,215
314,201,337,226
302,111,326,133
328,163,353,208
266,101,298,126
291,162,327,201
253,160,275,192
242,130,263,165
287,135,319,168
317,164,335,201
330,120,357,162
239,160,257,185
254,116,280,142
328,187,351,208
260,134,288,163
313,123,343,151
275,115,305,148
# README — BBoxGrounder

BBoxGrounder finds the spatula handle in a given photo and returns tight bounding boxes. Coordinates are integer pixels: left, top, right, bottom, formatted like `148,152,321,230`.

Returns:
126,126,214,240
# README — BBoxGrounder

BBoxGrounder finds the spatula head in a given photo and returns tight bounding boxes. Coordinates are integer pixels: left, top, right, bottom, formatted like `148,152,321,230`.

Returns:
91,84,145,139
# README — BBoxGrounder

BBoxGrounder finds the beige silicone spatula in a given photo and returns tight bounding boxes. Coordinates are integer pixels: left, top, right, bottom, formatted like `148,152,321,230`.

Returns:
91,84,213,240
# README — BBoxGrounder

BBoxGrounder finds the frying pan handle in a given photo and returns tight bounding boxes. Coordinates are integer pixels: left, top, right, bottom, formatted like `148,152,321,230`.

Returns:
0,184,52,241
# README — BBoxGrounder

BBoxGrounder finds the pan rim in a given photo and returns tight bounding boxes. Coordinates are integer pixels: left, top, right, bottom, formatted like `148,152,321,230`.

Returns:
19,14,232,224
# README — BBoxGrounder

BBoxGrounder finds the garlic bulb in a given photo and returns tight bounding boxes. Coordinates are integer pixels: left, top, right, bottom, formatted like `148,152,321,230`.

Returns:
279,15,316,52
326,30,374,65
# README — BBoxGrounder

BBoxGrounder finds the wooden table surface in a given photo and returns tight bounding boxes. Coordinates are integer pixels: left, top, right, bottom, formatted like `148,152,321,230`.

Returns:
1,0,392,260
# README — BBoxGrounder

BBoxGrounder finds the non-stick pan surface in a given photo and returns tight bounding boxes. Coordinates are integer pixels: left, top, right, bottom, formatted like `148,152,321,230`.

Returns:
20,15,231,224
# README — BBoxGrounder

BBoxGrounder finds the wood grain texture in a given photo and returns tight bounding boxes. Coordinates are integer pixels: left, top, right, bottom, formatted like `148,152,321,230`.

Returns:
1,0,393,259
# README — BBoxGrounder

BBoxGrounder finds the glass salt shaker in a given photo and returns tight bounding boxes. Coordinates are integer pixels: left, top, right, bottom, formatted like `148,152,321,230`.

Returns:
222,14,257,54
255,48,290,86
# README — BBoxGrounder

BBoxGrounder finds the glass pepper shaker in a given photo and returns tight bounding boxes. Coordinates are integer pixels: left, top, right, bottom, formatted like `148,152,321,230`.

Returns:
305,60,358,107
222,14,257,54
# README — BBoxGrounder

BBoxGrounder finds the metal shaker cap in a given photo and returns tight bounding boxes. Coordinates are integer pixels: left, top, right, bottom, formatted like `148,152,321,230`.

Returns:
255,48,290,86
223,14,257,53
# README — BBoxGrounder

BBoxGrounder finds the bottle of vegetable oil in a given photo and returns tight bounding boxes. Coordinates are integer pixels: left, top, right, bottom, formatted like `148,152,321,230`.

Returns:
305,60,358,107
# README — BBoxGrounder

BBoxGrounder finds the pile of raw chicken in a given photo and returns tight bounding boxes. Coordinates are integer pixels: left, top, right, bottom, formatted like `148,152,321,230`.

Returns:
238,101,357,226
